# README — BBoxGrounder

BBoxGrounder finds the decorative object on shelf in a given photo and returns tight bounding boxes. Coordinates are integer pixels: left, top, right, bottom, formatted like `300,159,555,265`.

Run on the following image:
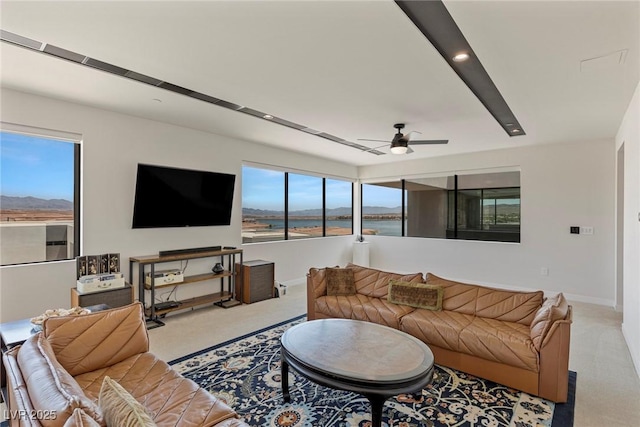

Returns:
77,253,121,279
212,263,225,274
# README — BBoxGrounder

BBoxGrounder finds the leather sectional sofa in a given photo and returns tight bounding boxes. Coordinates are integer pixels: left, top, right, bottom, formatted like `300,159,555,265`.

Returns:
307,263,572,403
2,303,249,427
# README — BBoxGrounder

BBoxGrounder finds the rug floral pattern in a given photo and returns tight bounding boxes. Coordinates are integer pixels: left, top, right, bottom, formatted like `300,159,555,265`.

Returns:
170,316,555,427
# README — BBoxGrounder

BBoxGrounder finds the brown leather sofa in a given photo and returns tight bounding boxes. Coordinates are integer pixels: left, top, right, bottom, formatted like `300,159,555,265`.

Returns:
307,264,572,403
2,302,249,427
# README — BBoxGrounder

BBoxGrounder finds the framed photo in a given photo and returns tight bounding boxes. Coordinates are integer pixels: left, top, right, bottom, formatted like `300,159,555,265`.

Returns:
99,254,109,274
108,253,120,273
76,256,88,279
87,255,99,275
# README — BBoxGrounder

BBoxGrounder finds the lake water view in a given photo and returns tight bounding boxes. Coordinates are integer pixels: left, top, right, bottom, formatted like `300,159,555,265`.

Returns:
246,218,403,237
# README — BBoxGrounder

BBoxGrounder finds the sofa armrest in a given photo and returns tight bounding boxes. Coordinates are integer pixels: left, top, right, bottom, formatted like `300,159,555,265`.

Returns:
3,347,42,427
538,305,572,402
306,273,317,320
43,302,149,376
307,268,329,321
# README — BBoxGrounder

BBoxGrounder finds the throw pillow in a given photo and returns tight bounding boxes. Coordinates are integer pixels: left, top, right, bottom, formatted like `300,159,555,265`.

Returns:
98,376,157,427
325,267,356,296
63,408,102,427
388,280,443,311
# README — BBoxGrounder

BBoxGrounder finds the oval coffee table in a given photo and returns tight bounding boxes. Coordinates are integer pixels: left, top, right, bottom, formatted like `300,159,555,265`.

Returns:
280,318,434,427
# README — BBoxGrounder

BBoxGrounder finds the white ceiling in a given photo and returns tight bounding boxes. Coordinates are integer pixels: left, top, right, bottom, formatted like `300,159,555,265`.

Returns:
1,0,638,166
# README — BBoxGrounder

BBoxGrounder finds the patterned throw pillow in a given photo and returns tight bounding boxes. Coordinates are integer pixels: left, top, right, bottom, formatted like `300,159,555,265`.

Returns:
325,267,356,296
388,280,443,311
98,376,156,427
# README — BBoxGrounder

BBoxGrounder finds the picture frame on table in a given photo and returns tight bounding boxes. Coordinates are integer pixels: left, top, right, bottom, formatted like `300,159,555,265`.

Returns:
87,255,99,275
76,256,87,279
108,253,120,273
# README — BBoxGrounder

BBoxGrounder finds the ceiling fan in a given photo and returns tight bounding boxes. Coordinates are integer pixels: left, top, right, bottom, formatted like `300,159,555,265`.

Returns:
358,123,448,155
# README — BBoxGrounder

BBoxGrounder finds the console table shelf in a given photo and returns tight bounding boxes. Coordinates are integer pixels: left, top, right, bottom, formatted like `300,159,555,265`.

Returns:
144,291,232,317
130,248,242,327
144,271,234,290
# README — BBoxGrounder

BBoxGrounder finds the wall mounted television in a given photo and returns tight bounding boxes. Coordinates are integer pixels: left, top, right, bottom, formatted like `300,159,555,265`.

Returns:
132,164,235,228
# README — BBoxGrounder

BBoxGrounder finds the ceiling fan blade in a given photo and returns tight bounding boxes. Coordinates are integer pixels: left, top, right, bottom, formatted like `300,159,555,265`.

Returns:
408,139,449,145
362,143,388,153
357,138,391,143
406,146,414,154
404,130,422,141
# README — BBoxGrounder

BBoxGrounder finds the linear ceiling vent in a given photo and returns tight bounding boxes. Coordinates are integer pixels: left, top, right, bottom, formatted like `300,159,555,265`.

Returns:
0,30,43,50
0,28,383,155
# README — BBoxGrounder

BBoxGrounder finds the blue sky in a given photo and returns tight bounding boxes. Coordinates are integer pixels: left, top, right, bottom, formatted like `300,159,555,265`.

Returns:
1,131,75,201
243,166,359,211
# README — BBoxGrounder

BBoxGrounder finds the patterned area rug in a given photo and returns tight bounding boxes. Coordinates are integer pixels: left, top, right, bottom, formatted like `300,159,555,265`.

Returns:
170,315,575,427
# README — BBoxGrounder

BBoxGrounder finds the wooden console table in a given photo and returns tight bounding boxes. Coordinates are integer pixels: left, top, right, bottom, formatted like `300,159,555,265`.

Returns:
129,248,243,327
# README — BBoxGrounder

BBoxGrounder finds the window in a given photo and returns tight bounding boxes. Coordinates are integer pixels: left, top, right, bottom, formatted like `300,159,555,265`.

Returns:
288,173,322,239
325,178,354,237
0,126,81,266
242,167,285,243
361,171,520,243
361,183,404,236
242,165,353,243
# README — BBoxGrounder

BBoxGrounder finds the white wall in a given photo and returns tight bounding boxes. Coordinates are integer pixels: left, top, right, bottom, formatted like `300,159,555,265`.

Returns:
616,82,640,377
358,139,616,305
0,89,356,322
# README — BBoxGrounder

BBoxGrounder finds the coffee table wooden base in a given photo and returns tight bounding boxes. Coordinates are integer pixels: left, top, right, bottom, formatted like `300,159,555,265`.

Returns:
280,319,434,427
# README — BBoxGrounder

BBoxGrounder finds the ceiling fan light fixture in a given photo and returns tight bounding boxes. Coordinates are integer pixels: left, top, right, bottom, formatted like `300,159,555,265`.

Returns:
452,52,470,62
390,146,408,155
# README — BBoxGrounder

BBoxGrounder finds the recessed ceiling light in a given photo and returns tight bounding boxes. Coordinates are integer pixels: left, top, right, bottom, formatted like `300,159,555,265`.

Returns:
511,129,521,134
152,98,162,103
452,52,470,62
263,114,274,120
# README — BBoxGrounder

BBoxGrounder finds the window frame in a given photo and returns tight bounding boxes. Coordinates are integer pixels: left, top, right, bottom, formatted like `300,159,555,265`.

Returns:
0,122,82,266
241,164,354,243
360,170,520,243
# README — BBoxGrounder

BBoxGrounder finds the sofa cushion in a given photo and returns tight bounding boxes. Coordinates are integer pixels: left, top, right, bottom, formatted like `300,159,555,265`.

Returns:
64,409,102,427
425,273,478,315
44,303,149,376
75,352,240,427
426,274,544,324
315,294,371,319
326,267,356,296
308,268,329,299
351,295,416,329
346,263,423,298
458,317,538,371
16,334,103,427
99,376,156,427
530,293,569,351
400,309,474,352
388,280,443,311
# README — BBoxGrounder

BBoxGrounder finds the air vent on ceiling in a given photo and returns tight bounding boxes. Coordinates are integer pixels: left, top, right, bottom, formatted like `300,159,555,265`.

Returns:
43,44,86,63
84,58,128,76
0,28,378,155
0,30,43,50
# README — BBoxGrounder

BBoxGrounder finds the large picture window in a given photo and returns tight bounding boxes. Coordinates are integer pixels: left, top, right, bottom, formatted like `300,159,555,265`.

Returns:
362,171,520,243
361,183,404,236
242,165,353,243
0,126,81,266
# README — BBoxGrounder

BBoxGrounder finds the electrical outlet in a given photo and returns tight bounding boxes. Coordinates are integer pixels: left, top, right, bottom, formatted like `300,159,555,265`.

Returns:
581,226,594,235
540,267,549,276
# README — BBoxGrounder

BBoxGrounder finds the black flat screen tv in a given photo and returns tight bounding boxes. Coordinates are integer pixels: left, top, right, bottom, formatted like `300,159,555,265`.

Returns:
132,164,235,228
